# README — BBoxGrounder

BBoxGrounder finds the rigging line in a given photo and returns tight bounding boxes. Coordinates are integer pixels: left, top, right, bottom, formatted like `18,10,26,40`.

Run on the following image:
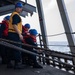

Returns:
46,31,75,37
38,32,65,37
46,32,65,37
38,32,75,38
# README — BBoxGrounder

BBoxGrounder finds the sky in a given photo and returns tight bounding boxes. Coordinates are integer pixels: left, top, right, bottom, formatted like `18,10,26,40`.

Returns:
0,0,75,42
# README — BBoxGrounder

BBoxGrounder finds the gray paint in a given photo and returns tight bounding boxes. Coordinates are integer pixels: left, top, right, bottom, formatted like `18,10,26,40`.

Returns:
57,0,75,65
35,0,48,48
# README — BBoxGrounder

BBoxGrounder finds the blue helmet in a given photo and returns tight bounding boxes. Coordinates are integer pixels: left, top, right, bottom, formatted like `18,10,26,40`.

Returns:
24,23,30,29
29,29,38,36
15,2,23,8
4,15,10,20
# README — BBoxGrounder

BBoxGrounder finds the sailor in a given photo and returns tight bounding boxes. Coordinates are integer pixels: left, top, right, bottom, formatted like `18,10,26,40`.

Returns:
22,23,30,36
0,15,10,64
22,29,43,68
7,2,24,69
0,15,10,38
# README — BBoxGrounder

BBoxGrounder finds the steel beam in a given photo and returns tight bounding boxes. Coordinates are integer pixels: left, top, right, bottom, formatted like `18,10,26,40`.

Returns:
0,2,36,17
35,0,48,48
57,0,75,65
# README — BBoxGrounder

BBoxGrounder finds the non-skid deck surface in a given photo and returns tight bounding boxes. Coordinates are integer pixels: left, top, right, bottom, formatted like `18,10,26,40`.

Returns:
0,64,74,75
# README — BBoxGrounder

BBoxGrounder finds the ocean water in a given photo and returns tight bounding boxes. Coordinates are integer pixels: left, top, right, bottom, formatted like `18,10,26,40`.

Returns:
48,41,70,53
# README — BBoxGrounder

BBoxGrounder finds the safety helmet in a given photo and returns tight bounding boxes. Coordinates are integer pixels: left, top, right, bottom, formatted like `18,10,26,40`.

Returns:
24,23,30,29
29,29,38,36
4,15,10,20
15,2,23,8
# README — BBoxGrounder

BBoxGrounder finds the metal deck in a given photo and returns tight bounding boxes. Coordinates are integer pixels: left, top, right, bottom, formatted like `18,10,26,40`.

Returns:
0,64,74,75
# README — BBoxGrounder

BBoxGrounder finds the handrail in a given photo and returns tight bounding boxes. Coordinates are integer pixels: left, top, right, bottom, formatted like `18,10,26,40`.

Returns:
0,41,74,66
0,40,75,73
0,38,75,57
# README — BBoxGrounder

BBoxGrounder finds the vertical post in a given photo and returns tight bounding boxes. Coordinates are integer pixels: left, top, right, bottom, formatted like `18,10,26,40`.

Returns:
57,0,75,65
38,34,43,48
25,0,27,3
36,0,49,65
35,0,48,48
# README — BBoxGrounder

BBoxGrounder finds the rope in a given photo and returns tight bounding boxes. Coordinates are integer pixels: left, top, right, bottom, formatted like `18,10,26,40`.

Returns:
38,32,65,37
46,32,75,37
46,32,65,37
38,32,75,38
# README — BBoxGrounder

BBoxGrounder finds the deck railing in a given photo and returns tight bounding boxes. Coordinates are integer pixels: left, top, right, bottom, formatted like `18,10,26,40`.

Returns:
38,34,75,74
0,38,75,74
